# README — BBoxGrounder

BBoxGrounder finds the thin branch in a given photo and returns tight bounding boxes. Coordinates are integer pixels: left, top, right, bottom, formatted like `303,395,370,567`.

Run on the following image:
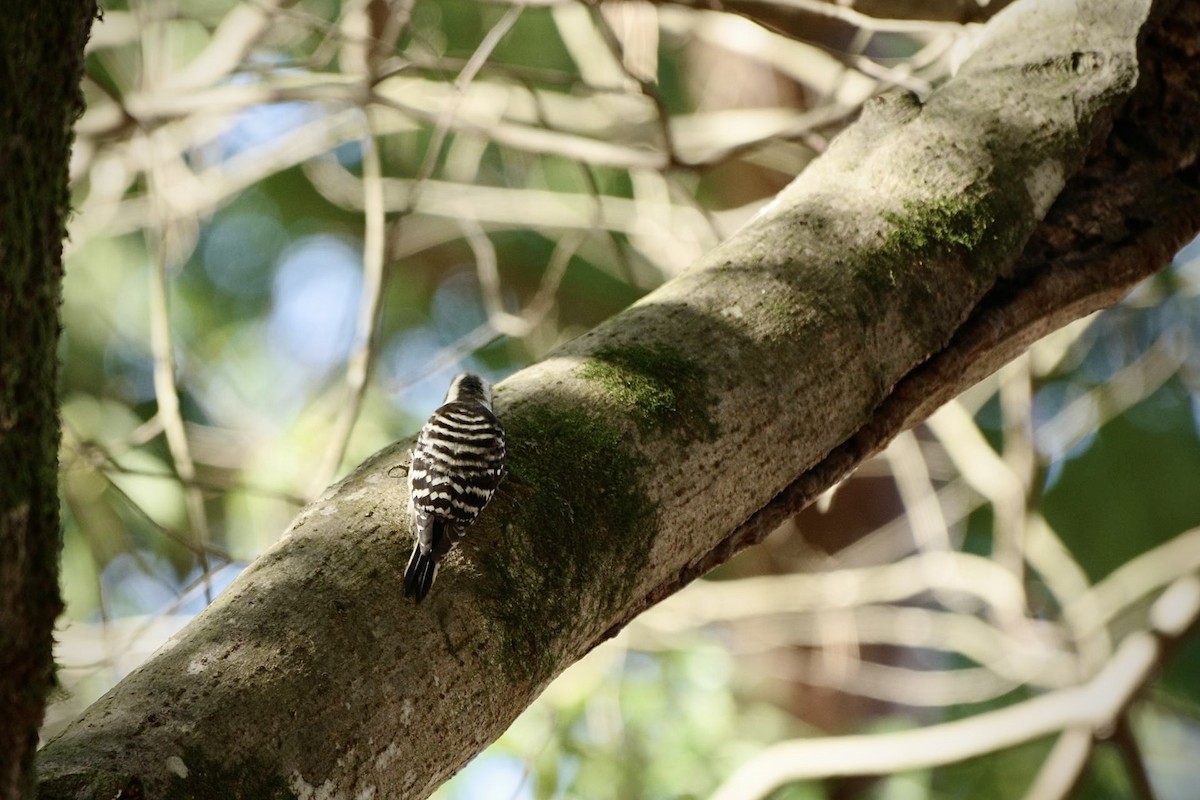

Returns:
710,575,1200,800
774,650,1023,707
1022,727,1094,800
710,568,1200,800
1110,713,1157,800
1025,514,1114,678
714,604,1075,687
166,0,297,91
884,430,953,553
309,118,389,496
1068,526,1200,641
397,2,526,218
508,0,969,34
1035,330,1187,461
996,355,1033,579
384,323,500,397
584,0,680,166
634,549,1029,631
143,130,213,604
926,398,1027,596
64,427,307,506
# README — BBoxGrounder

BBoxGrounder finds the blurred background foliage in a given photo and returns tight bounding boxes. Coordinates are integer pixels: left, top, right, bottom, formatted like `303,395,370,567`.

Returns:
48,0,1200,798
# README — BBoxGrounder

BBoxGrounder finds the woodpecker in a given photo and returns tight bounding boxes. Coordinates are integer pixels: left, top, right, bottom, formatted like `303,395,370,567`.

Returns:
404,372,506,602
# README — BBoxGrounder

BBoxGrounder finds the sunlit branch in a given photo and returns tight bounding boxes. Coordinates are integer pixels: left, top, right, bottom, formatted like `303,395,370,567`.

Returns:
884,431,954,553
142,129,214,604
994,356,1034,578
1070,526,1200,639
70,107,370,248
303,159,734,268
778,650,1022,707
166,0,298,92
729,604,1075,687
1022,727,1094,800
1024,514,1115,677
710,575,1200,800
522,231,586,328
506,0,968,34
403,2,525,214
927,399,1027,596
585,0,680,166
64,426,307,506
309,120,389,496
463,221,520,334
61,439,235,563
633,549,1028,633
1037,329,1188,460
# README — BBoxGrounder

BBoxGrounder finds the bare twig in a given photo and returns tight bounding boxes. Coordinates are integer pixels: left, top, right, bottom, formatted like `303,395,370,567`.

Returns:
167,0,297,91
710,574,1200,800
926,399,1026,590
1110,713,1157,800
1022,727,1094,800
142,130,213,604
309,117,388,496
1025,514,1113,678
996,356,1033,579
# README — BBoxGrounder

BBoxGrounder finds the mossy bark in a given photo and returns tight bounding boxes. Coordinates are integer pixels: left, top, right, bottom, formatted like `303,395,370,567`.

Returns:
37,0,1200,798
0,2,96,798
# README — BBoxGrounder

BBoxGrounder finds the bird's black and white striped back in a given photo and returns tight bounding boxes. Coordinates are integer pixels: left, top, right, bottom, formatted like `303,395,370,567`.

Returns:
404,373,505,602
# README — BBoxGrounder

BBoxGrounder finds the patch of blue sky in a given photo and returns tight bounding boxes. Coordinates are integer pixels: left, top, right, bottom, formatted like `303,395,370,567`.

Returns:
1033,380,1098,491
381,327,476,414
381,268,503,413
201,208,284,296
431,269,490,338
103,337,156,404
267,234,363,373
174,561,249,616
99,552,185,619
203,69,322,164
447,752,534,800
1172,230,1200,270
333,138,364,168
200,320,315,429
97,549,247,624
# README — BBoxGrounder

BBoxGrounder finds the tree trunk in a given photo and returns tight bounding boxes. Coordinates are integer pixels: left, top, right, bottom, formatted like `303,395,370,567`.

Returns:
0,2,96,799
36,0,1200,797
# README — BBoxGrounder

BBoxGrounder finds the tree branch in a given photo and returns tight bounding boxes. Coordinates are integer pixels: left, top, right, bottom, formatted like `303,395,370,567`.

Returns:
639,0,1200,619
37,0,1200,797
707,574,1200,799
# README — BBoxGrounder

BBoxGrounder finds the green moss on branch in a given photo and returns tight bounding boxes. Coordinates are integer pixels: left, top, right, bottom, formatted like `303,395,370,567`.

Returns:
579,344,718,441
474,400,656,684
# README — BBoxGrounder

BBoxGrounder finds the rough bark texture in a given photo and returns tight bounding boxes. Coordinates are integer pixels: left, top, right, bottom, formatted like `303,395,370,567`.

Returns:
37,0,1200,798
0,3,96,799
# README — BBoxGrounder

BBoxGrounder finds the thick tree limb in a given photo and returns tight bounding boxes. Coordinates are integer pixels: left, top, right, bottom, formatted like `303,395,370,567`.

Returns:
652,0,1200,613
37,0,1200,797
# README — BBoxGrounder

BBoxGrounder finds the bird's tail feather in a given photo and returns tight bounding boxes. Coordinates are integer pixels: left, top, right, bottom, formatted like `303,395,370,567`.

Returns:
403,543,439,603
405,515,456,602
